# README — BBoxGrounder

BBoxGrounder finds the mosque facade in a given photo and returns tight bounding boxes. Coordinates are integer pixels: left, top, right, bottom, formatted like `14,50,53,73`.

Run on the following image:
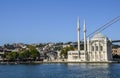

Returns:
67,17,113,62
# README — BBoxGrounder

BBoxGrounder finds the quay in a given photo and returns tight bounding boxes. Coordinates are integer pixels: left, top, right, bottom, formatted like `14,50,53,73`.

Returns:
41,61,119,64
0,61,119,65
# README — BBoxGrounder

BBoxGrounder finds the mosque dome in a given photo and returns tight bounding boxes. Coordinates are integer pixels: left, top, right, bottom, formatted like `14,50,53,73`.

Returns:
91,33,107,40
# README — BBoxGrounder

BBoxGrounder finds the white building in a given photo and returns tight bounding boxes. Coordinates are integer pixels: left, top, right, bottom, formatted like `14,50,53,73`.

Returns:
68,17,113,62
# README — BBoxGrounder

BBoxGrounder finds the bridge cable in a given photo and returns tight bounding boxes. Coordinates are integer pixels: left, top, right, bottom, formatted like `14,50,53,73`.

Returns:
87,16,120,38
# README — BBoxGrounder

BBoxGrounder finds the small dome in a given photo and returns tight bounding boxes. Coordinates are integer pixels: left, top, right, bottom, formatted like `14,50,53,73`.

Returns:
91,33,107,40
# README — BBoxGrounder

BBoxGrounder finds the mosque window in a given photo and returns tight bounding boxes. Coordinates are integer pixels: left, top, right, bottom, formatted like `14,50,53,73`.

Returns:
100,46,103,51
96,46,98,51
92,46,94,51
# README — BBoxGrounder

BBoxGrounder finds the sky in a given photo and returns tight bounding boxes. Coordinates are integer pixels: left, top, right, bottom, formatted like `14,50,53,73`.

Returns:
0,0,120,45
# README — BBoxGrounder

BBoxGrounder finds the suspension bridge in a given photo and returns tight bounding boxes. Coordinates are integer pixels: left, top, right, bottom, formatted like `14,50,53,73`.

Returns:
87,16,120,43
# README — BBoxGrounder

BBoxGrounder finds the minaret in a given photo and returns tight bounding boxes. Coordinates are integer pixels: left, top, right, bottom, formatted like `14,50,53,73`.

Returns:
77,17,80,51
84,19,87,51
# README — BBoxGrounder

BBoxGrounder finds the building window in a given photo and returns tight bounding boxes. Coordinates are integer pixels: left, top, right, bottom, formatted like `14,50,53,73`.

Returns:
92,46,94,51
80,53,84,55
73,56,78,59
100,46,103,51
96,46,98,51
72,53,78,55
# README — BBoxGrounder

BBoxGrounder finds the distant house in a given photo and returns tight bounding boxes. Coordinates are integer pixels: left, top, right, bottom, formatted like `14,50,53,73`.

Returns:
112,48,120,55
0,51,4,60
0,49,11,61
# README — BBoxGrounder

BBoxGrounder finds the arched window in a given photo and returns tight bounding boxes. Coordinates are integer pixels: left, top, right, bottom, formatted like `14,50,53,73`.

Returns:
92,46,94,51
96,46,98,51
100,46,103,51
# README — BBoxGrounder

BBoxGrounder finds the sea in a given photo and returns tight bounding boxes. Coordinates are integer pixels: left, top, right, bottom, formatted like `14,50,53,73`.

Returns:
0,63,120,78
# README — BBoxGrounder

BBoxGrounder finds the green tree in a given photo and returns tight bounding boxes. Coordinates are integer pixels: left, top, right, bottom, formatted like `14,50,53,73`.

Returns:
24,50,30,59
60,46,74,59
19,50,30,61
19,51,26,60
28,45,40,60
6,52,18,61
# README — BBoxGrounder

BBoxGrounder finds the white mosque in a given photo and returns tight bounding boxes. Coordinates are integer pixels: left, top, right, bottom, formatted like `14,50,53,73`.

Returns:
67,17,113,62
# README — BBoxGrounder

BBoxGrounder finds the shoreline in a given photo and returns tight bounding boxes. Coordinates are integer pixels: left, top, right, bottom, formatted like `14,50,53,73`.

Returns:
0,61,120,65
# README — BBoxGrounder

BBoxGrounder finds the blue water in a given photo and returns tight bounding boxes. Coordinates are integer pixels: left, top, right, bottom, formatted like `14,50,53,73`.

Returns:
0,63,120,78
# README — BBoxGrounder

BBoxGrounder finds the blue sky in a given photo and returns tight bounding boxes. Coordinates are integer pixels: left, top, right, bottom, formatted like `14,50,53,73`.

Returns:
0,0,120,45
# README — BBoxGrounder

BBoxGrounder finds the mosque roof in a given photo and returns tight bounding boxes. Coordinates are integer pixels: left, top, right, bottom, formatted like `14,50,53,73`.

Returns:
91,33,107,40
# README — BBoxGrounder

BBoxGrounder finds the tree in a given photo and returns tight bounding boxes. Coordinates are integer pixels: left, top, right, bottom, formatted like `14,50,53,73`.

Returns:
6,52,18,61
19,50,30,61
60,45,74,59
19,51,26,61
54,46,63,51
113,54,120,59
28,45,40,60
112,44,120,49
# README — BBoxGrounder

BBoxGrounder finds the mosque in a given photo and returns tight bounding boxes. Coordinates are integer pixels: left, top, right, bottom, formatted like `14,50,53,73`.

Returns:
67,17,113,62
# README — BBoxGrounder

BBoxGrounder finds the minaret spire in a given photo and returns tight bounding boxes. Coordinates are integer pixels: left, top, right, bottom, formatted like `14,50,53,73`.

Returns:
84,19,87,51
77,16,80,51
